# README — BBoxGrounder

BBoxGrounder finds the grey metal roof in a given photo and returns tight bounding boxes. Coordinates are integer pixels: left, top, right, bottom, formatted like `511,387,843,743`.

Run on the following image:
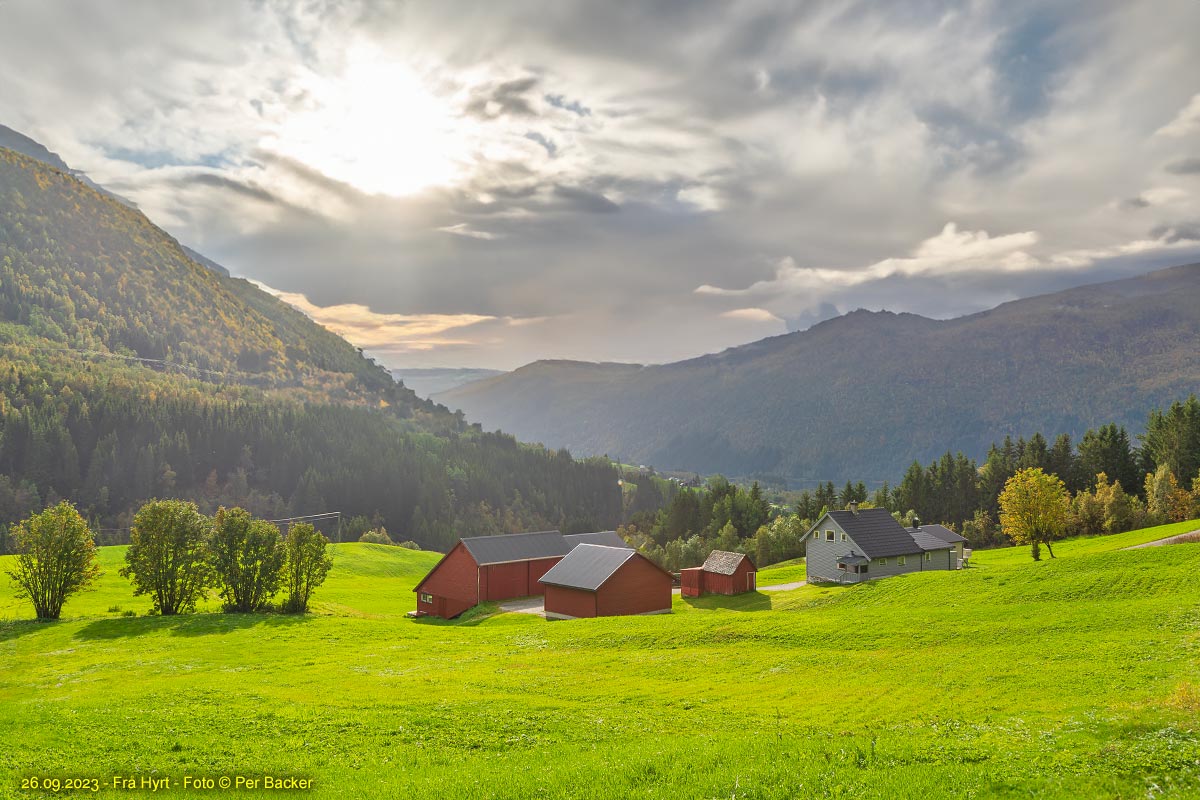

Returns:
823,508,923,558
564,530,631,549
538,545,637,591
916,523,966,544
910,530,955,552
701,550,750,575
460,530,568,565
836,551,870,566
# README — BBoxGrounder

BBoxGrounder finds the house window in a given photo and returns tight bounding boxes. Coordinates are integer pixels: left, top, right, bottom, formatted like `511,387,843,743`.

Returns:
841,532,848,542
837,562,847,571
812,531,820,540
419,592,433,604
877,558,887,566
857,565,868,574
897,556,906,566
924,552,931,562
825,530,835,541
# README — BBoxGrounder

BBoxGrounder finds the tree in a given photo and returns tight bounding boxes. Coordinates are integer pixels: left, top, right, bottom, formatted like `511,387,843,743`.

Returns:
998,468,1069,561
120,499,213,615
1142,395,1200,487
6,501,100,619
281,522,333,614
1077,424,1138,497
209,506,284,613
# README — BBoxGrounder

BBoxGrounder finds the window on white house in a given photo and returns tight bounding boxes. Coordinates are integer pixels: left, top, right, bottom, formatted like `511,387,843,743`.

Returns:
924,552,931,562
841,532,848,541
812,531,820,540
837,562,846,571
826,530,835,541
897,556,906,566
877,558,887,566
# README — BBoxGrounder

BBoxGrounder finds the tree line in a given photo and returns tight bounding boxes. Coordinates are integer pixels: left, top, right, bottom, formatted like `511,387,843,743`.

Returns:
5,499,332,620
619,396,1200,570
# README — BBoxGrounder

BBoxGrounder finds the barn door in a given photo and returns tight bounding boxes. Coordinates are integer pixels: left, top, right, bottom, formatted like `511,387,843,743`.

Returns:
747,572,756,591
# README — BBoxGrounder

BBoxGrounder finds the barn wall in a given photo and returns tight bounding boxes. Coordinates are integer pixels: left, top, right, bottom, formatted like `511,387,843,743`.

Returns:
482,562,527,600
416,544,479,602
597,556,672,617
680,568,703,598
544,585,597,619
527,558,562,594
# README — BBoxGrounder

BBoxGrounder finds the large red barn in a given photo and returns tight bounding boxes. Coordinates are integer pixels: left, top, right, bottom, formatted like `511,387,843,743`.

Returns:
680,551,756,597
412,530,629,618
539,544,673,619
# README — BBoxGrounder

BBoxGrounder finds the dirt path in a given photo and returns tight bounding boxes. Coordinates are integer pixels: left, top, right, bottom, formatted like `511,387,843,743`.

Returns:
759,580,806,591
1124,530,1200,549
497,596,546,616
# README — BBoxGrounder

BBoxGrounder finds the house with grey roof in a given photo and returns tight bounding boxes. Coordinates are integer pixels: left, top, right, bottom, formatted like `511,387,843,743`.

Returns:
805,504,962,584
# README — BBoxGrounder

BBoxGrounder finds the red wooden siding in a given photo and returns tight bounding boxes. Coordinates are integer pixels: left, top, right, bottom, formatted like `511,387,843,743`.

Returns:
702,558,757,595
596,555,673,617
680,567,703,598
482,557,563,600
544,584,597,618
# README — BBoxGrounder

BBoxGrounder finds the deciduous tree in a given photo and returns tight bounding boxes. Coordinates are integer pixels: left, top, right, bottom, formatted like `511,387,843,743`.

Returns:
209,507,284,613
120,499,213,615
282,522,333,614
6,501,100,619
998,468,1069,561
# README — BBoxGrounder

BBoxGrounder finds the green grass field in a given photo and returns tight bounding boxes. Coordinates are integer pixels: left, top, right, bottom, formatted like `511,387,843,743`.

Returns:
2,522,1199,798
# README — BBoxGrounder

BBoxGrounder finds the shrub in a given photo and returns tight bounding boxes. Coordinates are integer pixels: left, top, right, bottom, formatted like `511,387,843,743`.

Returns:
281,523,333,614
358,528,394,545
210,507,284,613
398,540,421,550
5,501,101,620
120,499,213,615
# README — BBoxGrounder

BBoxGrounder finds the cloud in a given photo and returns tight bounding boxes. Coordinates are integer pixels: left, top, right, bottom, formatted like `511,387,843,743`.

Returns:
720,307,783,324
1165,157,1200,175
437,222,501,240
1156,93,1200,137
697,223,1043,299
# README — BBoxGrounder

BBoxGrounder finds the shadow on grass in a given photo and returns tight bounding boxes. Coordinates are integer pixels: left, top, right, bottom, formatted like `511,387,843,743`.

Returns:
0,618,63,642
73,611,312,641
682,592,773,612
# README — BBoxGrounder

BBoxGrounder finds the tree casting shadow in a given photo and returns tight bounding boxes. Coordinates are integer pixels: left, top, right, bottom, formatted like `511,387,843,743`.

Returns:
73,611,313,641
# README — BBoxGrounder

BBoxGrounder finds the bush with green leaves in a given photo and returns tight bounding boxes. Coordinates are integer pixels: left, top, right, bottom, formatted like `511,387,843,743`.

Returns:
281,522,333,614
209,506,284,613
398,540,421,550
5,501,100,619
120,499,213,615
358,528,395,545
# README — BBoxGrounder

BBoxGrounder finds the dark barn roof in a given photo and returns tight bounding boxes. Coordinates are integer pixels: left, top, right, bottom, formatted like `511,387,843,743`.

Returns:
911,530,955,552
538,545,638,591
701,550,752,575
824,508,923,558
565,530,630,549
916,524,967,544
460,530,569,565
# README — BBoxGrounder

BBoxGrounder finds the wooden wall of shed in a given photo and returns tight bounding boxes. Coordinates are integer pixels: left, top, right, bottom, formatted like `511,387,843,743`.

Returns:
597,555,672,617
544,584,598,618
680,568,703,598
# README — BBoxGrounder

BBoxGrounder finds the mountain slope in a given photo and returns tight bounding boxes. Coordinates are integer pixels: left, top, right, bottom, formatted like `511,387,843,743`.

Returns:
443,264,1200,481
392,367,505,399
0,144,415,406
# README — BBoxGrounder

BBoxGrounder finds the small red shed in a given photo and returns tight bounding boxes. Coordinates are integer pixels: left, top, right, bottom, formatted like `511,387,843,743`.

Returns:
539,545,673,619
683,551,757,597
412,530,630,618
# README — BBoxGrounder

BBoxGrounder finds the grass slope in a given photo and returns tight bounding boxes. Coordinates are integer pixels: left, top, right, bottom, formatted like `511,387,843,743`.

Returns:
2,528,1199,799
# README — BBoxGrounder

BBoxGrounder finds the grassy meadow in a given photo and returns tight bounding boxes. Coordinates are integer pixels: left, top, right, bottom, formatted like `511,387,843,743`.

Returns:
1,522,1199,798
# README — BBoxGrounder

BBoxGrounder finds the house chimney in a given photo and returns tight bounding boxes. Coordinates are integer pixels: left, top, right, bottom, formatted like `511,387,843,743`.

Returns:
848,501,859,515
912,516,921,530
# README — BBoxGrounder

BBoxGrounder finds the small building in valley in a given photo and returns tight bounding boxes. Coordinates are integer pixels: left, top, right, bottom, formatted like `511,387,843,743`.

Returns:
680,550,757,597
805,504,960,584
413,530,630,618
914,523,969,567
539,544,674,619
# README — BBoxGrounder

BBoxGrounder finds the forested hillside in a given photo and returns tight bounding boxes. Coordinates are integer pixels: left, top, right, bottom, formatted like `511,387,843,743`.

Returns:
0,143,623,546
444,264,1200,482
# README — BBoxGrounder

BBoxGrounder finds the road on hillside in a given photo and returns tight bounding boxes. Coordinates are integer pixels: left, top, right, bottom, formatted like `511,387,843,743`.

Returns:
1123,530,1200,549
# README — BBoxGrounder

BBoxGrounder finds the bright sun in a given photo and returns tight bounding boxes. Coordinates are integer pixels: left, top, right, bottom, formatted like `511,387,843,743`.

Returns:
268,50,467,197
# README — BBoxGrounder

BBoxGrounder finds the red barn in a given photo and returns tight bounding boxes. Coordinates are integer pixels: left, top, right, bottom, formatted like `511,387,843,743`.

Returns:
681,551,757,597
539,545,673,619
412,530,629,618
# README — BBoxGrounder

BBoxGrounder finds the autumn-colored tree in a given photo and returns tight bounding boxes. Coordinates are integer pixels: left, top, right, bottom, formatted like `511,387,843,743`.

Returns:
998,468,1069,561
6,501,100,619
121,499,213,615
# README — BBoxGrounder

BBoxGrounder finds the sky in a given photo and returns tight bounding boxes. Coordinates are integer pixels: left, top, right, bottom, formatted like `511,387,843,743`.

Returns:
1,0,1199,370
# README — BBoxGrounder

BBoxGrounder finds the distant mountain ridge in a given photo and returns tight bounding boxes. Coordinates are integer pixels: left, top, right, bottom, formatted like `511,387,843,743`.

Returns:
391,367,506,399
443,264,1200,482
